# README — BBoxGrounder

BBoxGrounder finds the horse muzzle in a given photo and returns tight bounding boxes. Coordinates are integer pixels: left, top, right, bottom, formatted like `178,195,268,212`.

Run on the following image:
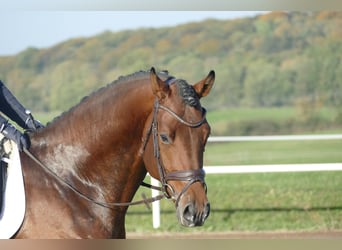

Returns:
162,168,210,227
177,199,210,227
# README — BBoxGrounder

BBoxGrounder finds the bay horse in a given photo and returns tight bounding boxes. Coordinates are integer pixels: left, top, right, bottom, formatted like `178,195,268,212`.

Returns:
14,67,215,238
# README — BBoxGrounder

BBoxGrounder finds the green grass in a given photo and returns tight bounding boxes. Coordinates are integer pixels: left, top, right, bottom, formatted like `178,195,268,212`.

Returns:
206,107,341,135
126,171,342,233
204,140,342,165
207,107,338,124
207,107,297,123
206,107,293,135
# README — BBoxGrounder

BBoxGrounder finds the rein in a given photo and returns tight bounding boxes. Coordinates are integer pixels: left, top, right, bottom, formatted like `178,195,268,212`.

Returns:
23,98,207,209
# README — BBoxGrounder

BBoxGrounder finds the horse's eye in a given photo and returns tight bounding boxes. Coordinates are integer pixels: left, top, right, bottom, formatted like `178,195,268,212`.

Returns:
160,134,171,144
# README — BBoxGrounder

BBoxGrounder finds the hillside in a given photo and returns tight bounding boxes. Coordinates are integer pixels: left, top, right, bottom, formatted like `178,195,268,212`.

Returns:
0,11,341,116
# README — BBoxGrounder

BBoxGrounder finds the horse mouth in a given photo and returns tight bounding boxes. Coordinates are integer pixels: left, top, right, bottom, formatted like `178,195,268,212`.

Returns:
177,202,210,227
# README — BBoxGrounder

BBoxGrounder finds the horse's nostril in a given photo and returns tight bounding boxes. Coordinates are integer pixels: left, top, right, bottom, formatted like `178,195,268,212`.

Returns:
181,202,210,226
183,204,196,222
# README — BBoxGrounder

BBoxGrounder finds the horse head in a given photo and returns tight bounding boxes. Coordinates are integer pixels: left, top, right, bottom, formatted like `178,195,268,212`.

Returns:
143,67,215,227
15,68,215,238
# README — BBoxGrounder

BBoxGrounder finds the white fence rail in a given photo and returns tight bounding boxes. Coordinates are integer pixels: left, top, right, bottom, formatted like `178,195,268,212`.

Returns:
208,134,342,142
204,163,342,174
149,134,342,228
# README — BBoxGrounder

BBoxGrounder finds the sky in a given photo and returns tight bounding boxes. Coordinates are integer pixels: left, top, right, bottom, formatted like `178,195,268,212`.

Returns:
0,11,266,56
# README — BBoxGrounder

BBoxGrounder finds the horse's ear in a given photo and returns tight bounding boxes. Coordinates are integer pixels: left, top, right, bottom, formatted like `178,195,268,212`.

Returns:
150,67,170,100
193,70,215,98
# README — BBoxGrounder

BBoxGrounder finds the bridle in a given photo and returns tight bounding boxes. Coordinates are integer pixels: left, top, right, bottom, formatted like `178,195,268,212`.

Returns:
143,99,208,207
23,93,208,208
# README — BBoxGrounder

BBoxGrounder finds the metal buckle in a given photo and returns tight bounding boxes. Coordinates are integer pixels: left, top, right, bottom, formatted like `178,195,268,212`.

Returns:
162,183,176,200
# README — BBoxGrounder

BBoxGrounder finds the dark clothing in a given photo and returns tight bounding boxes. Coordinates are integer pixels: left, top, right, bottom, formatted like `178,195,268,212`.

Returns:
0,80,29,129
0,80,44,151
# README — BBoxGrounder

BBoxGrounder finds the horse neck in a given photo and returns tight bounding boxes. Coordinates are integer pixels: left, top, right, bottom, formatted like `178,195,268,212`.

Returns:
30,78,154,202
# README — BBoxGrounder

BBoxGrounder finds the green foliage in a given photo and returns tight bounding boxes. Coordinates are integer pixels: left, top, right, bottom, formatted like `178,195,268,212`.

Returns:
0,11,341,117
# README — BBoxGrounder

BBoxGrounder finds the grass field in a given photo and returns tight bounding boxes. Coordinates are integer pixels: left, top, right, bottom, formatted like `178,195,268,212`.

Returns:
204,140,342,165
126,171,342,233
206,107,341,136
206,107,338,124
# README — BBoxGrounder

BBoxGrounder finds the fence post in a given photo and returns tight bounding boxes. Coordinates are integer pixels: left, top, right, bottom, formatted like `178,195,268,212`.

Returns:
150,176,161,229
